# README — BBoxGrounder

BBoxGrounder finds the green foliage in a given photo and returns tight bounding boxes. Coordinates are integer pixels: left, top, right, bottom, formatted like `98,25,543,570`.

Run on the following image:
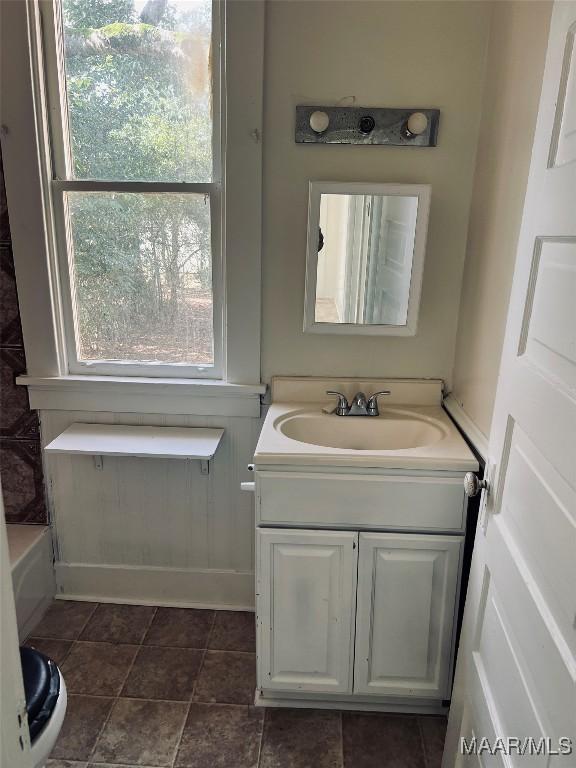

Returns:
61,0,213,363
64,0,135,27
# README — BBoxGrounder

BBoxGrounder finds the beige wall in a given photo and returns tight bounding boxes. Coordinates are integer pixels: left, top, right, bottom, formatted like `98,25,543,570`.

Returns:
261,1,492,383
451,1,552,439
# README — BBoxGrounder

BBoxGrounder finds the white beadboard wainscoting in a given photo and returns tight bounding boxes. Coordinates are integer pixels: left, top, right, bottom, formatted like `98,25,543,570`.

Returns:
40,409,264,609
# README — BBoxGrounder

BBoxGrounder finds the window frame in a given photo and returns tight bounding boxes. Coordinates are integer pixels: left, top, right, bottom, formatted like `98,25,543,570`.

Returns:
0,0,263,387
41,0,223,379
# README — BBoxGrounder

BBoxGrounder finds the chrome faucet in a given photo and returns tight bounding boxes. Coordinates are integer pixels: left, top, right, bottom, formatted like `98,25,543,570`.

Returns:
326,389,391,417
349,391,369,416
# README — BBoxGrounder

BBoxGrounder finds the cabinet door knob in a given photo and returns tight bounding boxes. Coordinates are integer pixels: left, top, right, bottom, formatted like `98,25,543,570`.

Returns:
247,464,254,472
463,472,488,498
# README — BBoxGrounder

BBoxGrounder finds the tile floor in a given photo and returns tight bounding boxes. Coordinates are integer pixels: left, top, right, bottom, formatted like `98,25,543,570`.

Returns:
27,600,447,768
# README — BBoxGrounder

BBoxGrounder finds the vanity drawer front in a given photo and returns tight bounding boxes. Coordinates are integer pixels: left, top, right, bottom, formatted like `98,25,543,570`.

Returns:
256,471,466,532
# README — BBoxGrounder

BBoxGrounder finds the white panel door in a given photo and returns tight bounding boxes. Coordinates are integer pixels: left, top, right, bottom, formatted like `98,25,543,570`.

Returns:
354,533,463,699
257,528,357,694
445,3,576,765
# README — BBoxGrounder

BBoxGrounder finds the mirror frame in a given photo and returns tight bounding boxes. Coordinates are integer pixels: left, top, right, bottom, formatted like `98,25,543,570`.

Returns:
303,181,431,335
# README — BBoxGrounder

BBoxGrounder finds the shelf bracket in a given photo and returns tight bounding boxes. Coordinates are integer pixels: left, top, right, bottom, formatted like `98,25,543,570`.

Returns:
200,459,210,475
93,455,103,471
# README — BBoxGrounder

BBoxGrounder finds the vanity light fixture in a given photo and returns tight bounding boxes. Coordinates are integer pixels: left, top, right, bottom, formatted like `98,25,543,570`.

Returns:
295,105,440,146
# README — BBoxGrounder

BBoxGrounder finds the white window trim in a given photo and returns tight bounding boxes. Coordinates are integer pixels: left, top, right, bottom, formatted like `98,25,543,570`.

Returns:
16,375,266,417
0,0,263,393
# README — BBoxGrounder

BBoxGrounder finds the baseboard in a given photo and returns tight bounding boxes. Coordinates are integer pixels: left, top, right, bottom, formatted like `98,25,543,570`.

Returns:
55,562,255,610
443,394,488,461
254,690,448,715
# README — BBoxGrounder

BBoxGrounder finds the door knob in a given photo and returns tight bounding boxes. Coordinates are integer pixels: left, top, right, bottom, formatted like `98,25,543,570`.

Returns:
463,472,488,498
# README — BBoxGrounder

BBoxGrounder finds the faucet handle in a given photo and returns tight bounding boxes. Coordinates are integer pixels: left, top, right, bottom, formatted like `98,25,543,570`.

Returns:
367,390,391,416
326,390,349,416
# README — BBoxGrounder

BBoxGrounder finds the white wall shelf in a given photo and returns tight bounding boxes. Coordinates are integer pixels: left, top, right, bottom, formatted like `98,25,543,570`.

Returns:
45,424,225,472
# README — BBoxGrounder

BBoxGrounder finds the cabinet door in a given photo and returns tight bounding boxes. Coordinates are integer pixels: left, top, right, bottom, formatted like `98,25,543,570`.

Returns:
257,528,357,694
354,532,463,699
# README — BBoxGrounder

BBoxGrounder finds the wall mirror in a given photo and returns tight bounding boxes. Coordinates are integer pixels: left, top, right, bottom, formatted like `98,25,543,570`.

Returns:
304,182,431,335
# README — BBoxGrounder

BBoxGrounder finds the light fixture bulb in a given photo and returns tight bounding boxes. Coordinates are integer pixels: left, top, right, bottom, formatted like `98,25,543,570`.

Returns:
310,110,330,134
406,112,428,136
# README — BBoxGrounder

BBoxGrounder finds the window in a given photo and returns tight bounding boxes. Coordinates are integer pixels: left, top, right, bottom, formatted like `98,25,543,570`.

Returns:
1,0,262,387
43,0,222,377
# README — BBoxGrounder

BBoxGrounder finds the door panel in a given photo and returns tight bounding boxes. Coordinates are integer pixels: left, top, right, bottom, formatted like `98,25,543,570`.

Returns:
465,661,508,768
257,528,357,694
550,21,576,167
473,579,548,767
354,532,463,699
521,239,576,393
446,9,576,758
500,425,576,656
485,524,575,744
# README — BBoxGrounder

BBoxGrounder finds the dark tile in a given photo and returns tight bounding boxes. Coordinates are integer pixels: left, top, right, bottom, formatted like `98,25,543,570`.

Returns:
122,645,203,701
51,694,114,761
62,641,138,696
143,607,214,649
25,637,73,666
194,651,256,705
209,611,256,652
0,313,24,348
33,601,98,640
0,347,39,437
419,716,448,768
260,708,342,768
0,242,24,347
80,603,156,644
0,439,47,524
343,713,425,768
92,698,188,767
175,703,264,768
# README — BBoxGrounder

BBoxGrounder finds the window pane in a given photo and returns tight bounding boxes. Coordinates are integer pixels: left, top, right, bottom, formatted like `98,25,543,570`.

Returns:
66,192,214,365
61,0,213,182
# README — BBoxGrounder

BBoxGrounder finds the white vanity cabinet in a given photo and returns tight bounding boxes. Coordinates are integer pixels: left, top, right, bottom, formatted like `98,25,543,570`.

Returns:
353,533,462,700
255,469,466,712
257,529,357,694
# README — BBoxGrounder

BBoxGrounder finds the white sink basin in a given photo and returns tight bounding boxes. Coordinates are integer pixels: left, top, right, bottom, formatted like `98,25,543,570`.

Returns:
254,379,479,471
275,409,447,451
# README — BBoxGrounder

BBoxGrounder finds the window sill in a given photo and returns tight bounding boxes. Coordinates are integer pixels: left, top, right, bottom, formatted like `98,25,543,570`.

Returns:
17,375,266,417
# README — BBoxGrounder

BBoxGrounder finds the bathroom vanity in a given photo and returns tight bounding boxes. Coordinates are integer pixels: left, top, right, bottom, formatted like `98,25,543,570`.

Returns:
253,378,478,714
